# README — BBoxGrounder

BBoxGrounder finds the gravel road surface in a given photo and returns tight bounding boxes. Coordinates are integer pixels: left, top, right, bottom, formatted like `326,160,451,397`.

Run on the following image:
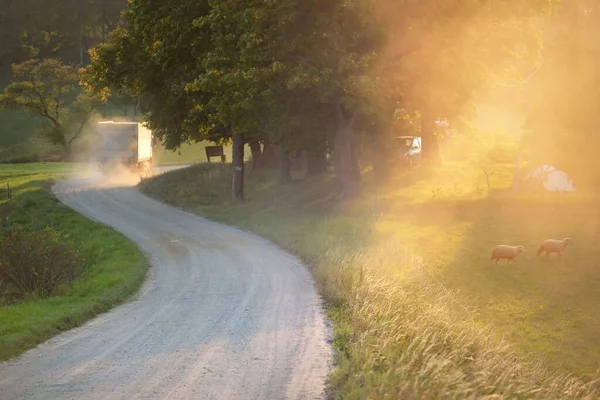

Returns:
0,169,332,400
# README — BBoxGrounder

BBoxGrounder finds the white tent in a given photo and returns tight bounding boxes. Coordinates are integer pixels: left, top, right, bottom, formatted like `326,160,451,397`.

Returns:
522,164,576,192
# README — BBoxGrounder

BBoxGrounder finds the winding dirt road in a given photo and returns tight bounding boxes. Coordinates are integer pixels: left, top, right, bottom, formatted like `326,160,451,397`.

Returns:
0,170,332,400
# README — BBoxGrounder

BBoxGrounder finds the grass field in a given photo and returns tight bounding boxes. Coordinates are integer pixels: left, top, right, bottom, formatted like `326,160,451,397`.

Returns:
140,160,600,398
0,163,148,361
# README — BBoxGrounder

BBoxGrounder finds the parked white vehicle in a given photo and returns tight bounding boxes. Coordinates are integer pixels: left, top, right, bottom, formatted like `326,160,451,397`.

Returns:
392,136,422,166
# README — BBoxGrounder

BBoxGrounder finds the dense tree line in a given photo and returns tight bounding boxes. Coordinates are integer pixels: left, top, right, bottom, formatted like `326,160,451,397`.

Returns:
522,0,600,188
0,0,557,197
85,0,553,200
0,0,127,68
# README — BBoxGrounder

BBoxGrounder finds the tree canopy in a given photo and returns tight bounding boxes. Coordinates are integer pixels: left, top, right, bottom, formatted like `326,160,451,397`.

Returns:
86,0,555,198
0,0,127,68
0,59,106,157
522,0,600,187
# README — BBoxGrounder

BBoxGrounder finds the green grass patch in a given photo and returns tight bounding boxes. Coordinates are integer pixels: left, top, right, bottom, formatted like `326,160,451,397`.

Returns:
0,163,148,361
153,141,253,165
140,162,600,398
0,109,58,163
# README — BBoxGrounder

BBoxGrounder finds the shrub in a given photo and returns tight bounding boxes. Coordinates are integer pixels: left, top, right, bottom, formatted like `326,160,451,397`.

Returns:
488,140,519,163
0,227,84,298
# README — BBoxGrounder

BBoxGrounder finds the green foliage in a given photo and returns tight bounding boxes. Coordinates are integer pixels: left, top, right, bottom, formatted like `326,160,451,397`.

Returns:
0,0,127,67
460,135,518,190
0,58,106,157
393,108,421,136
1,59,78,121
86,0,221,150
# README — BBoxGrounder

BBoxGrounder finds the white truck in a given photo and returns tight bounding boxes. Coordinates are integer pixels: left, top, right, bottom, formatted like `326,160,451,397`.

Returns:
95,121,154,177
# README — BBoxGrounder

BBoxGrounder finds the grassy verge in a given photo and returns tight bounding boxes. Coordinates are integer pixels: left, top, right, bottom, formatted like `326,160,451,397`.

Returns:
140,162,600,398
0,163,148,361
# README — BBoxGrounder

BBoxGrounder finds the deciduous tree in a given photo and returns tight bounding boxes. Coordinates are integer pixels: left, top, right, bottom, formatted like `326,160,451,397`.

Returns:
523,0,600,188
0,58,106,158
375,0,556,165
0,0,127,67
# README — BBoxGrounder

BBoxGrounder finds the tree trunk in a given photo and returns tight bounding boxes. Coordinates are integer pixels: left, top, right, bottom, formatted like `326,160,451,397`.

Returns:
232,133,245,202
420,107,441,165
512,150,522,193
333,104,358,197
371,132,387,179
62,141,72,161
248,139,263,171
350,134,361,182
79,32,84,66
261,143,279,169
277,146,291,184
101,0,106,42
306,149,328,176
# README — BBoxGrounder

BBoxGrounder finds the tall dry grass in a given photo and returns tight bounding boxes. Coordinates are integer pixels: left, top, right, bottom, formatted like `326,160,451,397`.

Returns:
300,222,600,399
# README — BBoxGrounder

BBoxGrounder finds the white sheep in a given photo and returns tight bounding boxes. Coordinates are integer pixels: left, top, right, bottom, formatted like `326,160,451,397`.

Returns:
537,238,571,258
490,245,525,265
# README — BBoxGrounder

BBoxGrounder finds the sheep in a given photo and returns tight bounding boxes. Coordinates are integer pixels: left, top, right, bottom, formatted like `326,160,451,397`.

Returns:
490,245,526,265
537,238,571,258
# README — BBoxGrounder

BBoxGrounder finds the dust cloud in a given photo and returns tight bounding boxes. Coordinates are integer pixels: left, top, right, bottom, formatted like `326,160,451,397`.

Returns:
71,120,147,189
70,161,145,190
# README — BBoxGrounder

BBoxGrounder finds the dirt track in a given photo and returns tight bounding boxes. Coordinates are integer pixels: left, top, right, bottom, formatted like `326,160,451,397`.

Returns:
0,171,332,399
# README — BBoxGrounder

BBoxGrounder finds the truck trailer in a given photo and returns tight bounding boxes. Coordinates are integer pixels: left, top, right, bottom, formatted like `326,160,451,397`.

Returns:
95,121,154,177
